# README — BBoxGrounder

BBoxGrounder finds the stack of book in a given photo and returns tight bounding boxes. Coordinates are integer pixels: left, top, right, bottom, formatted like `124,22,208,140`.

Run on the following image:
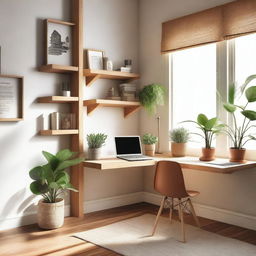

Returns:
119,83,138,101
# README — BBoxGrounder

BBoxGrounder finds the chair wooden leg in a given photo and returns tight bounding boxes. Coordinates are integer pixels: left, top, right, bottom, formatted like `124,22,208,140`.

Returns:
178,199,186,243
169,197,173,223
152,196,166,236
188,198,200,228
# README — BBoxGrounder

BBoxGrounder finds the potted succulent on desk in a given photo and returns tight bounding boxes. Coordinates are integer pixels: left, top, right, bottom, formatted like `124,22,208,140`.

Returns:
29,149,83,229
142,133,158,156
169,127,190,157
221,76,256,163
87,133,108,160
183,114,224,161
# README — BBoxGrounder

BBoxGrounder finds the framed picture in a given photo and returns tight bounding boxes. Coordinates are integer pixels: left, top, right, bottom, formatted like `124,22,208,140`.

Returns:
45,19,75,66
0,75,23,121
85,49,104,70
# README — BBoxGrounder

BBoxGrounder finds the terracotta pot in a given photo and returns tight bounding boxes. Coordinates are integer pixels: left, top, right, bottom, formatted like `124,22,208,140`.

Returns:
37,198,64,229
171,142,187,157
199,148,215,161
144,144,155,156
88,148,102,160
229,148,246,163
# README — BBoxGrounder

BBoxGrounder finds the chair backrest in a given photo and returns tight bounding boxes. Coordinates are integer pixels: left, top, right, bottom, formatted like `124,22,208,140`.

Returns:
154,161,188,198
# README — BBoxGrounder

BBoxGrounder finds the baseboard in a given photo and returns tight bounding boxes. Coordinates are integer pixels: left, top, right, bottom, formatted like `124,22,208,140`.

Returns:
84,192,144,213
142,192,256,231
1,192,255,231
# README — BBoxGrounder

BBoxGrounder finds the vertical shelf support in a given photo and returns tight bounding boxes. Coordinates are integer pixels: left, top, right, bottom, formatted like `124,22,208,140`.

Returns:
70,0,84,218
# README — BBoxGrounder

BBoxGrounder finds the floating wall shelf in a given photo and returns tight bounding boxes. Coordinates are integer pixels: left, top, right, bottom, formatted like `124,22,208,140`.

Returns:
37,96,79,103
38,64,79,73
83,69,140,86
83,99,141,118
39,130,79,136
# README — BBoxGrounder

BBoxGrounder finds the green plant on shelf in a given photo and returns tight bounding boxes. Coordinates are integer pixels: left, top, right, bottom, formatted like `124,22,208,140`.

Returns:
142,133,158,145
169,127,190,143
29,149,83,203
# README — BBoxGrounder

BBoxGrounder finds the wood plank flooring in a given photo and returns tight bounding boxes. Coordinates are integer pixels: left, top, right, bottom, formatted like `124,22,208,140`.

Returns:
0,202,255,256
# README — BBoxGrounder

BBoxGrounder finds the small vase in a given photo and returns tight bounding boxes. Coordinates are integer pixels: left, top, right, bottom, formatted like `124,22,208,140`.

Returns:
88,148,102,160
229,148,246,163
171,142,187,157
37,198,64,229
199,148,215,161
144,144,155,157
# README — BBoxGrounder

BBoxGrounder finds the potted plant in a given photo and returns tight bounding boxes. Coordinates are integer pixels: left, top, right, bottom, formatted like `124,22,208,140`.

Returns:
222,76,256,162
139,84,166,114
169,127,190,157
142,133,158,156
87,133,108,160
29,149,83,229
183,114,224,161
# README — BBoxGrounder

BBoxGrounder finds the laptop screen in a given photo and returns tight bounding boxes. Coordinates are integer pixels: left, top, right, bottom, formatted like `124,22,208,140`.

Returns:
115,136,142,155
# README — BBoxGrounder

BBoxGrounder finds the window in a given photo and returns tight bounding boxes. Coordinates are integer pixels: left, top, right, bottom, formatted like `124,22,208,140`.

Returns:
170,33,256,154
170,44,217,148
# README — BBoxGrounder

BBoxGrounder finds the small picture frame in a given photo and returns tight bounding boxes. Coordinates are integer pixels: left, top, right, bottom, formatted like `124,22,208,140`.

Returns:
45,19,75,66
85,49,104,70
0,75,23,121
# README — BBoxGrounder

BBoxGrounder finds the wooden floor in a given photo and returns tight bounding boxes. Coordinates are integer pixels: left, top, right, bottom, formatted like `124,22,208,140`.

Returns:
0,202,255,256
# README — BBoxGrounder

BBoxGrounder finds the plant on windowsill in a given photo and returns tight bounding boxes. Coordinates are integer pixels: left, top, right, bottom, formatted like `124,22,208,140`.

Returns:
182,114,224,161
87,133,108,160
139,84,166,114
29,149,83,229
221,75,256,163
142,133,158,156
169,127,190,157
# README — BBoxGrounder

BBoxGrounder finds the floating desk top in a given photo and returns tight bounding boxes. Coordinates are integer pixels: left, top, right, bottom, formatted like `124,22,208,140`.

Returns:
83,155,256,174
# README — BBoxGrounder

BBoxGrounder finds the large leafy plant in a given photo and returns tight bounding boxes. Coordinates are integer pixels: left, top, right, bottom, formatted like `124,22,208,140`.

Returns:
139,84,166,114
183,114,224,148
29,149,83,203
87,133,107,148
222,75,256,149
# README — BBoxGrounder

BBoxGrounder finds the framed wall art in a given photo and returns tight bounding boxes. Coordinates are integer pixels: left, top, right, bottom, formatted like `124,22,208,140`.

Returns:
0,75,23,121
85,49,104,70
45,19,75,66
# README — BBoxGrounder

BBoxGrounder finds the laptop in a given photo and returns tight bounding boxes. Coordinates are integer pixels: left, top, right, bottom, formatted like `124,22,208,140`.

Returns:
114,136,152,161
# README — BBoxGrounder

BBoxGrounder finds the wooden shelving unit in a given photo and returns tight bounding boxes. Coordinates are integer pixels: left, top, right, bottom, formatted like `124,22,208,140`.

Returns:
37,96,79,103
39,130,79,136
83,99,141,118
39,64,79,73
83,69,140,86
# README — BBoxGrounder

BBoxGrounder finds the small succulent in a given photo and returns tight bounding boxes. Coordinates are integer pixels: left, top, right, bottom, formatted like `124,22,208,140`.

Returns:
170,127,190,143
87,133,107,148
142,133,158,145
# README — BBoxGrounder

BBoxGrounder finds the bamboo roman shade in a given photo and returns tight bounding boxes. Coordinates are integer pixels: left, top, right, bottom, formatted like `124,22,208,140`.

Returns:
161,0,256,53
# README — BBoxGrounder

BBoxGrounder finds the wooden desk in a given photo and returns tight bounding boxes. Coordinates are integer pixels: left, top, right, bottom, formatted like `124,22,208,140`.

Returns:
83,155,256,174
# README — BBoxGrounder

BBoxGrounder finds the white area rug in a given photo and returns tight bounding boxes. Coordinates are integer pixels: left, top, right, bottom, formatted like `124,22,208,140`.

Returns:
74,214,256,256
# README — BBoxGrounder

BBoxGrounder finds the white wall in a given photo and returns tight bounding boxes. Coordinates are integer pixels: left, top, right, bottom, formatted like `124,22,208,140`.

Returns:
0,0,143,230
139,0,256,223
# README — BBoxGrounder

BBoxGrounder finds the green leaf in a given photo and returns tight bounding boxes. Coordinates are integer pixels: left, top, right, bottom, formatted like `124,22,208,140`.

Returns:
241,74,256,94
197,114,208,126
228,83,236,104
55,158,83,172
65,183,78,192
30,181,49,195
42,151,59,170
223,103,236,113
49,182,59,189
29,166,44,181
205,118,217,130
241,110,256,121
56,149,76,161
245,86,256,102
42,164,54,184
56,172,70,185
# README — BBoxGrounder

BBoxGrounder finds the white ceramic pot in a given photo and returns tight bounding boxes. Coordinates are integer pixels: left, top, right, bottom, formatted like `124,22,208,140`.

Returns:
88,148,102,160
37,198,64,229
144,144,155,157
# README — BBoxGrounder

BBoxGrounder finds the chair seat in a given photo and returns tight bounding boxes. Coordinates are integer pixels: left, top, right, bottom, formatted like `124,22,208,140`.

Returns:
187,190,200,197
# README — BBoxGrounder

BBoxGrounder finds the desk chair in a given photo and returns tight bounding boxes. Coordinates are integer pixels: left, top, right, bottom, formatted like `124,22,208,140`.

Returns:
152,161,200,242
